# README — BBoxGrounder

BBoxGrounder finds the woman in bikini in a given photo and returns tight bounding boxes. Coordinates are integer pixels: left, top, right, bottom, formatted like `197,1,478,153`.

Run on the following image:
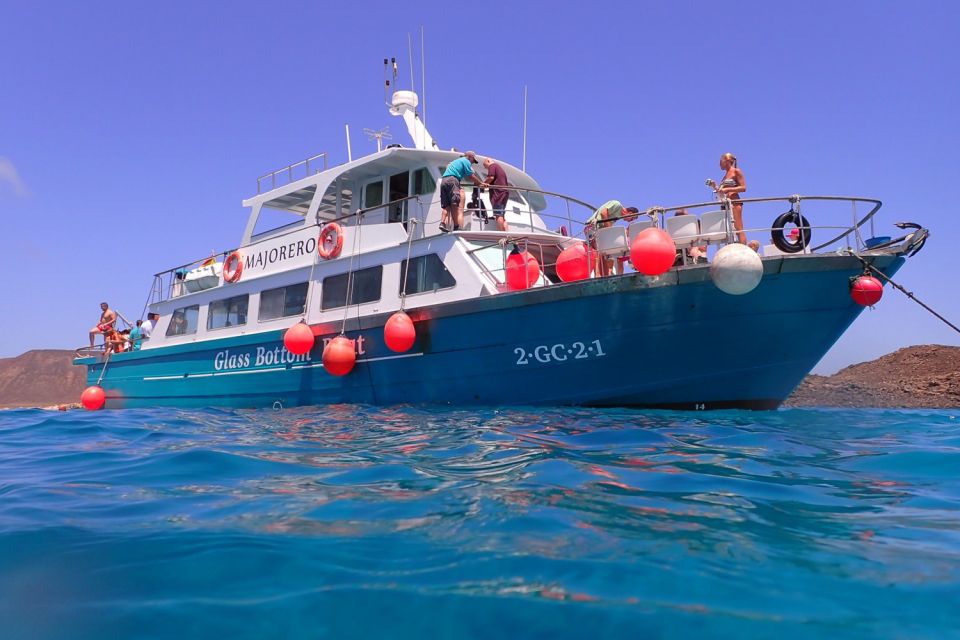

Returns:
717,152,748,245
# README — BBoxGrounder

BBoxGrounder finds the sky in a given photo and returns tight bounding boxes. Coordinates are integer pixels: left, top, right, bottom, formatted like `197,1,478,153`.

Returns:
1,0,958,373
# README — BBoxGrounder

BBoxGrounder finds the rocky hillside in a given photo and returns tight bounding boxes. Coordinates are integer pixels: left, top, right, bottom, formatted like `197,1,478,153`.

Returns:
785,345,960,408
0,350,86,408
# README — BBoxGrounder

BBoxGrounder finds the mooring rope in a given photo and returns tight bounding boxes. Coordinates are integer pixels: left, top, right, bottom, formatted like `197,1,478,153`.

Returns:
849,252,960,335
96,351,112,386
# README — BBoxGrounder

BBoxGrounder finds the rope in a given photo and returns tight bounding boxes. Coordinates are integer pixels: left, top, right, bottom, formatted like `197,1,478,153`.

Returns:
302,219,324,321
340,212,363,336
849,252,960,335
398,212,420,312
96,351,112,386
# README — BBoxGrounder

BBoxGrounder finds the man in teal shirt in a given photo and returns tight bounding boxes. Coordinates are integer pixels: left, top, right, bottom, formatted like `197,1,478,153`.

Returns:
128,320,144,351
440,150,484,231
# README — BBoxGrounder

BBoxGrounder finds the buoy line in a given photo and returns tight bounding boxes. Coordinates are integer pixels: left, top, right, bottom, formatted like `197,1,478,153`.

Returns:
847,251,960,335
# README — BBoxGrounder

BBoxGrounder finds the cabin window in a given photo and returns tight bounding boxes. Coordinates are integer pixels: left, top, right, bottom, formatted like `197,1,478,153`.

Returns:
208,294,249,330
259,282,309,321
400,254,456,295
413,167,435,195
363,180,384,210
166,305,200,336
321,266,383,310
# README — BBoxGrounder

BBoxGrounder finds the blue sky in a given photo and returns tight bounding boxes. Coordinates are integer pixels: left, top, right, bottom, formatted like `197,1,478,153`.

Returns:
1,1,958,373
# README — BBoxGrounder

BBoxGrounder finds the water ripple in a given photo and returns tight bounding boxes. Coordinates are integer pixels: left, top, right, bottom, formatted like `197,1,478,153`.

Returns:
1,406,959,639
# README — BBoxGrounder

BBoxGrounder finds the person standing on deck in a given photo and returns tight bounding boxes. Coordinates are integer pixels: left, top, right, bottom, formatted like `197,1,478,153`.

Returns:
439,151,483,232
89,302,117,348
717,152,748,245
140,313,158,340
481,157,510,232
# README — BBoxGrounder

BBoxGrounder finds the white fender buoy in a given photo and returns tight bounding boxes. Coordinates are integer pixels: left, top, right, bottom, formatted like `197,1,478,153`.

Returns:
710,244,763,295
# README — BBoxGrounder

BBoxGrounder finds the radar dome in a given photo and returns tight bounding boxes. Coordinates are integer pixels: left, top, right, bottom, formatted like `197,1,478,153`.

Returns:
391,90,419,110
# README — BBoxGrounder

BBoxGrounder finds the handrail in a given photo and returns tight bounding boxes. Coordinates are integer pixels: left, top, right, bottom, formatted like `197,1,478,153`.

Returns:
457,182,597,213
257,152,329,193
146,191,890,306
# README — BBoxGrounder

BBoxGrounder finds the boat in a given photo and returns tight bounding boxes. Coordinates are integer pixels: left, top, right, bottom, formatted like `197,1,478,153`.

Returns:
73,87,929,411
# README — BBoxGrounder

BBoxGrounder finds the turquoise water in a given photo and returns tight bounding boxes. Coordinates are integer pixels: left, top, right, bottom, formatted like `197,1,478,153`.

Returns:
1,407,958,639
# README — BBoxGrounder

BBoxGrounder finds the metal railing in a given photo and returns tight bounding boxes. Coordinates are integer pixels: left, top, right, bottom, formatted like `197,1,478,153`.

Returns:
144,190,897,308
617,194,884,254
256,152,329,193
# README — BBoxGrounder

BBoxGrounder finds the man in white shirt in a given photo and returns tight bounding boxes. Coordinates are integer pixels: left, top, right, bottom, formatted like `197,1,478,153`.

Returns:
140,312,159,340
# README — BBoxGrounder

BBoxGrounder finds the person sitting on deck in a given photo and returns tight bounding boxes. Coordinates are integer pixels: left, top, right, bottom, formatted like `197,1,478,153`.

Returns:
89,301,117,348
104,328,128,354
586,201,639,276
672,209,708,266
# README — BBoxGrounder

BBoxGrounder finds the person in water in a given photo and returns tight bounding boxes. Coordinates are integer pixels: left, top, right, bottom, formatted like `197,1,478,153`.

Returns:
89,301,117,348
716,152,748,245
439,151,484,232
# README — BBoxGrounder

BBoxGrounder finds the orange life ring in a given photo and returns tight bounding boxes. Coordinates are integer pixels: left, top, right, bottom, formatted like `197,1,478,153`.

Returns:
223,251,243,283
318,222,344,260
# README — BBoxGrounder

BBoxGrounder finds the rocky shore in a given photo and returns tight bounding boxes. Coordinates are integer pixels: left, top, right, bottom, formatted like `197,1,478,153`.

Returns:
1,345,958,410
783,345,960,409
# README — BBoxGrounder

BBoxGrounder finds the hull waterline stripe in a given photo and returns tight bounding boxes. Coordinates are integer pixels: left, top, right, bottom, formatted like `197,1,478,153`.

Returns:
140,352,423,381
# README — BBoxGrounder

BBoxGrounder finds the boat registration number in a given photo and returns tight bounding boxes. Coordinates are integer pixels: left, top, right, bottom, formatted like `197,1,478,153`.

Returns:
514,340,606,366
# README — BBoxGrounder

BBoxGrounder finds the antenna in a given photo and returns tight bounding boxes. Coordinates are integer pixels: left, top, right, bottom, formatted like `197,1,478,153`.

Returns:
383,58,390,106
391,57,398,84
345,123,353,162
407,33,415,91
522,85,528,172
363,126,393,153
420,26,427,128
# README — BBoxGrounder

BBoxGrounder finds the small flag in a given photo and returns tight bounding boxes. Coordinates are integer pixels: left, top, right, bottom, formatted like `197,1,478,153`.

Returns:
201,255,216,267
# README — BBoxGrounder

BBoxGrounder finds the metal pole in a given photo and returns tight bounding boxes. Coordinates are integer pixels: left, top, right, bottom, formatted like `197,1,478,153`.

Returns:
420,26,427,128
522,85,528,173
407,33,415,92
345,123,352,162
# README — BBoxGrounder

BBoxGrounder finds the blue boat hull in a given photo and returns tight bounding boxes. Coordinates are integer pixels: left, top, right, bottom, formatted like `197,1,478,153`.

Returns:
81,254,904,410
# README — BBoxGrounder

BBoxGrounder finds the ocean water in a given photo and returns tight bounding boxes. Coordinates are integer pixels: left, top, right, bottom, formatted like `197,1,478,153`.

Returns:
1,406,958,640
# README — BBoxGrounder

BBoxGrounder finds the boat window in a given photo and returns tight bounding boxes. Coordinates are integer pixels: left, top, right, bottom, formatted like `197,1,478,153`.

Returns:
259,282,309,321
363,180,384,209
166,305,200,337
412,167,435,195
321,266,383,310
252,186,316,239
388,171,409,223
400,254,456,295
207,294,249,330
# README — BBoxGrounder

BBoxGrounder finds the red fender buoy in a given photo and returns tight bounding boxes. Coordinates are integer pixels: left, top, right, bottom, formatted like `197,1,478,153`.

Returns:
851,275,883,306
81,385,106,411
323,336,356,376
630,228,675,276
384,311,416,353
505,250,540,290
556,243,592,282
283,322,315,355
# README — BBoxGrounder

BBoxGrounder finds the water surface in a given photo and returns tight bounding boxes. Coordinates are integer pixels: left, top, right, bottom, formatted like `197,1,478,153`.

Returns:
1,406,958,639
